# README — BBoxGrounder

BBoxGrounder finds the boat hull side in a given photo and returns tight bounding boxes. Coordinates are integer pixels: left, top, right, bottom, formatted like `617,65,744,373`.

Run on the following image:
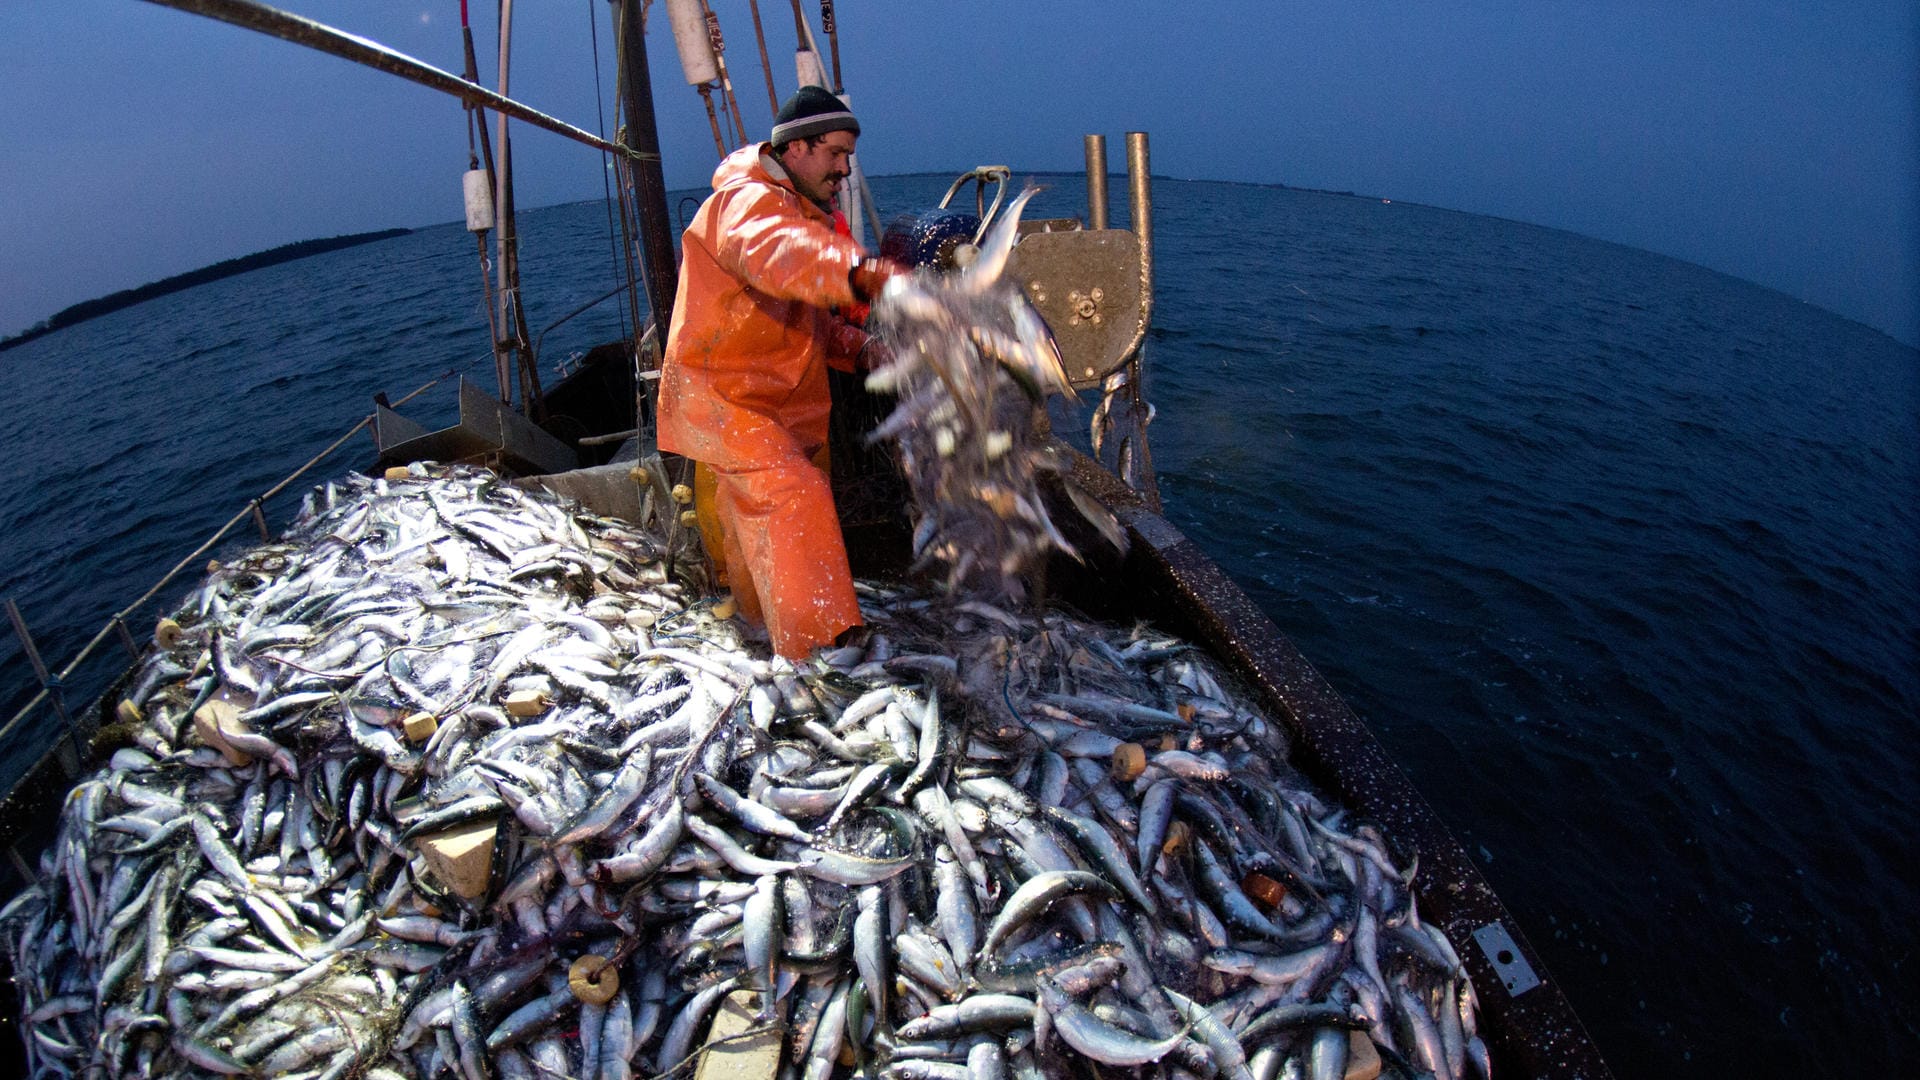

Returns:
1053,451,1613,1080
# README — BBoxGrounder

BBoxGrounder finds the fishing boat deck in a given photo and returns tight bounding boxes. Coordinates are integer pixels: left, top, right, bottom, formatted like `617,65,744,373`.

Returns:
538,437,1611,1078
991,449,1609,1079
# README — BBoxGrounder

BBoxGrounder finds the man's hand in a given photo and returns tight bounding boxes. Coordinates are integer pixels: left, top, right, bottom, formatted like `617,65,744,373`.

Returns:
856,336,894,373
849,257,909,303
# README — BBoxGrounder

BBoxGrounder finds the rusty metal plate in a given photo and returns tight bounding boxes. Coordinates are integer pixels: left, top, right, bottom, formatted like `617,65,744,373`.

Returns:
1473,921,1543,997
1005,228,1143,390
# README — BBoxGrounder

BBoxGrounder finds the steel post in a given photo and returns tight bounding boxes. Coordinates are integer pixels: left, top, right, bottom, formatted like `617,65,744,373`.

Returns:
1084,134,1109,230
1125,132,1159,510
1127,132,1152,304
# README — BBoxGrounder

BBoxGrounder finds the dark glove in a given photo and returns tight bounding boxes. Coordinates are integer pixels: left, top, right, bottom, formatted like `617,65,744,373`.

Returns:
849,257,908,303
856,336,894,373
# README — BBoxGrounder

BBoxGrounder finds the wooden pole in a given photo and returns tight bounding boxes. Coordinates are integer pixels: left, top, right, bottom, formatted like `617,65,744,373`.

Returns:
820,1,842,91
459,9,511,403
494,0,535,414
614,0,681,346
703,3,749,148
746,0,780,116
697,84,728,158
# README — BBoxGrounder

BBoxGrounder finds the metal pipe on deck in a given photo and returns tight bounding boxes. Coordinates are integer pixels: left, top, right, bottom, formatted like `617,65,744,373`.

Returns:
1127,132,1152,317
1084,134,1109,230
4,602,60,719
111,618,139,660
1125,132,1159,510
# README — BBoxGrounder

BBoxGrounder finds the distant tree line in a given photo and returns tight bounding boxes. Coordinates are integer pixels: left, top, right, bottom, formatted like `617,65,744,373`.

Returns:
0,228,412,354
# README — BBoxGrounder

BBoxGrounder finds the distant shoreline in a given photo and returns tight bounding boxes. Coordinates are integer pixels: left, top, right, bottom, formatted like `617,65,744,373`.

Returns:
888,169,1376,200
0,181,1381,353
0,228,411,354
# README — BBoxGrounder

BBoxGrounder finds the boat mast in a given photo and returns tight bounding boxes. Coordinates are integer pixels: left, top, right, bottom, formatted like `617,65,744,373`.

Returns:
493,0,542,417
613,0,681,349
457,0,511,404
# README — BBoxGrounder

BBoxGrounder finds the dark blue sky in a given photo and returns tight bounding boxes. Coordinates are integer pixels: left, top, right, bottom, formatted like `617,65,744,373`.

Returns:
5,2,1915,345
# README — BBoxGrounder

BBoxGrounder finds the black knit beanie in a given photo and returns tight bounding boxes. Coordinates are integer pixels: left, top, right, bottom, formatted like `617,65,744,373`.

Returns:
771,85,860,145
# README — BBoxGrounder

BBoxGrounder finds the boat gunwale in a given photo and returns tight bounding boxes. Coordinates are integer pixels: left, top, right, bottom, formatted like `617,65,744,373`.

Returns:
1046,448,1613,1080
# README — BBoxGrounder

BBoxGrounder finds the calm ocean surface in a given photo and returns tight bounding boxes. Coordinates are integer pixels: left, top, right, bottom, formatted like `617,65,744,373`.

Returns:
1,176,1915,1076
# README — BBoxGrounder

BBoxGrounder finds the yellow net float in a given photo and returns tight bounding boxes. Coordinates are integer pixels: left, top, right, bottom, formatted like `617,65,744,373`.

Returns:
569,954,619,1005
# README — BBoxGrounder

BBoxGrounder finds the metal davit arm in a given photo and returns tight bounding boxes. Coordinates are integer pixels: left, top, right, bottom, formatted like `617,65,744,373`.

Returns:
139,0,651,163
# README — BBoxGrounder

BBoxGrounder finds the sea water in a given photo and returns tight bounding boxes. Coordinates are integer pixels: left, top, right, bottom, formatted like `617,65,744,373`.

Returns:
0,176,1914,1077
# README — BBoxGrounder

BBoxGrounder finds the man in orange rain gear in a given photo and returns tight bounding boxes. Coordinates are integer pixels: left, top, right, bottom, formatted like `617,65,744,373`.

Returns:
657,86,907,659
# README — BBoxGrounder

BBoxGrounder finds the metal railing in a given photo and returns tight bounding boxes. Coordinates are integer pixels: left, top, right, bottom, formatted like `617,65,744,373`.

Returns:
0,374,447,757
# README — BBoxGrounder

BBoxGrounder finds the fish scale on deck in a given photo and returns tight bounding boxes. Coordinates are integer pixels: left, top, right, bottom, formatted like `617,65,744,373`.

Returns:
0,463,1486,1079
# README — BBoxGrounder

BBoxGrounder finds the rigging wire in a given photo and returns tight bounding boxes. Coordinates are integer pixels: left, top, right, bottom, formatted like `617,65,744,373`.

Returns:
608,47,651,370
587,0,634,344
598,7,648,360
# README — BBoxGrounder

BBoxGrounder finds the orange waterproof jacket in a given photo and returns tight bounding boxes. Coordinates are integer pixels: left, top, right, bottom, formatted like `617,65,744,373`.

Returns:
658,144,871,470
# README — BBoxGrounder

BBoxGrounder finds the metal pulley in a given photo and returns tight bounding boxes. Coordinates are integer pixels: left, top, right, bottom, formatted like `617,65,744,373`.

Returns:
1005,229,1144,389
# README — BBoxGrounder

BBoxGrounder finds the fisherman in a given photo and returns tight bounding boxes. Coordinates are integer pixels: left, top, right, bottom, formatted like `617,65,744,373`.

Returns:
657,85,908,659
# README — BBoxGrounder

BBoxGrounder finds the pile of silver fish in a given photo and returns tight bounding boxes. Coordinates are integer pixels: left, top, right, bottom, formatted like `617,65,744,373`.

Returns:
867,188,1124,602
1,465,1488,1080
